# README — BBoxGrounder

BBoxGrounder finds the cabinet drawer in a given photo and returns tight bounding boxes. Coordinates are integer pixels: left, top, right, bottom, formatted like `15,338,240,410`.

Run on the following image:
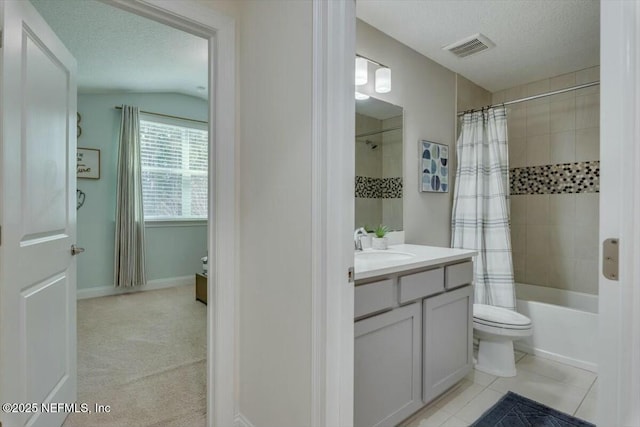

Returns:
398,268,444,304
445,261,473,290
355,279,395,319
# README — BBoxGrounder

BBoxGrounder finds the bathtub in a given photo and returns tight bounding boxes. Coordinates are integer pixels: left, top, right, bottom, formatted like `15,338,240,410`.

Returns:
514,282,598,373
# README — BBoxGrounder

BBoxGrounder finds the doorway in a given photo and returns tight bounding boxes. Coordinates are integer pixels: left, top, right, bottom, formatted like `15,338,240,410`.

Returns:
0,1,236,426
31,0,210,425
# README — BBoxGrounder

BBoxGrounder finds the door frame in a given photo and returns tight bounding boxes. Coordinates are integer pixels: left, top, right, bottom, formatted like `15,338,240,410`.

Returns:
311,0,356,425
99,1,236,426
599,1,640,425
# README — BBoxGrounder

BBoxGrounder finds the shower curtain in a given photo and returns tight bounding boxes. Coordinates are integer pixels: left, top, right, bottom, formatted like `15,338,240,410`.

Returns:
114,105,147,287
451,106,515,309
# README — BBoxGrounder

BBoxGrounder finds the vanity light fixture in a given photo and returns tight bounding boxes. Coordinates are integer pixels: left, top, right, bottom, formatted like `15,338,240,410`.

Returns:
375,67,391,93
355,55,392,98
355,57,368,86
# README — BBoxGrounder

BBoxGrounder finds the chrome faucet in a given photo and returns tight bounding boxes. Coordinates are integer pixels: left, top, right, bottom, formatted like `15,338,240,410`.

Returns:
354,227,368,251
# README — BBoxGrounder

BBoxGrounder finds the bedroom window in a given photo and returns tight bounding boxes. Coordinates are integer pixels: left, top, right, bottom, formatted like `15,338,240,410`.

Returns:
139,115,208,220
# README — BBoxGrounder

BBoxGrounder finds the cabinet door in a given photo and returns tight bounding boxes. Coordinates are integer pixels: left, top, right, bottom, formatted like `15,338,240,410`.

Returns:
423,285,473,404
355,302,422,427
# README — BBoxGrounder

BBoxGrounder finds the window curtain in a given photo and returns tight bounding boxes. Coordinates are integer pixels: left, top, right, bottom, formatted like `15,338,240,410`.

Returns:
114,105,146,287
451,106,515,309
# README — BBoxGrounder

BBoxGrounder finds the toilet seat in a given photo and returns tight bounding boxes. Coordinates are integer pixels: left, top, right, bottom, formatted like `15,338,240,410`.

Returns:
473,304,532,330
472,303,533,377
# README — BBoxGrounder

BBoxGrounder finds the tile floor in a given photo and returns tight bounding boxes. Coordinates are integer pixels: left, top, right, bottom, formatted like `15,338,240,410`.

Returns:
401,351,598,427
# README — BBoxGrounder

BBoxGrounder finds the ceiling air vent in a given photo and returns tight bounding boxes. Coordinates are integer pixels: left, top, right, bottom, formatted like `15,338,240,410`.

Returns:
443,33,495,58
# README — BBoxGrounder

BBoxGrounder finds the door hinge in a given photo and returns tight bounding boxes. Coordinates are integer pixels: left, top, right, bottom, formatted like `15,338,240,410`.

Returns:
348,266,354,283
603,238,619,281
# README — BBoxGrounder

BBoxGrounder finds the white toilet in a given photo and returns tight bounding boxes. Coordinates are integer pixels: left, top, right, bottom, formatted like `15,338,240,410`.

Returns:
473,303,533,377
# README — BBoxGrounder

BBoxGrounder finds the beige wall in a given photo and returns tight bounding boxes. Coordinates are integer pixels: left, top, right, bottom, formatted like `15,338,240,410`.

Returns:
457,75,491,112
493,66,600,295
238,1,313,425
357,20,456,247
195,0,240,18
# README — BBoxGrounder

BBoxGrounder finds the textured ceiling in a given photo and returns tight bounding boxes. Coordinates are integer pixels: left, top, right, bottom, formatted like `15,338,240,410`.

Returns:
31,0,598,97
31,0,208,99
357,0,600,92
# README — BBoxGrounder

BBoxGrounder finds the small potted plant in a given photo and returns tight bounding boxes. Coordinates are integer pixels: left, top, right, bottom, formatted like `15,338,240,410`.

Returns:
371,225,390,250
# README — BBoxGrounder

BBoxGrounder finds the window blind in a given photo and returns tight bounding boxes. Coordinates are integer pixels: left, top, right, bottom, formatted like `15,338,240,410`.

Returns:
139,117,208,220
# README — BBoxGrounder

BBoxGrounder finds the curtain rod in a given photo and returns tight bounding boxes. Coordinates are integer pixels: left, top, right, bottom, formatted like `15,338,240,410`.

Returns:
456,81,600,117
355,126,402,138
114,106,208,125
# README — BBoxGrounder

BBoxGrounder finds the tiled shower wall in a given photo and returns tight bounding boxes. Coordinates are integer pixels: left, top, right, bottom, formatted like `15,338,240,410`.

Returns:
355,113,403,231
381,115,403,231
492,66,600,295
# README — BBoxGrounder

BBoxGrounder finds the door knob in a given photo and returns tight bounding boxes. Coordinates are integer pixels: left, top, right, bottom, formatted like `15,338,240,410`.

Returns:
71,244,85,256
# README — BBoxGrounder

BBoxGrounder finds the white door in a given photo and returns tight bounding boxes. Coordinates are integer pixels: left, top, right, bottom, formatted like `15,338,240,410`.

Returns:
599,1,640,425
0,1,77,427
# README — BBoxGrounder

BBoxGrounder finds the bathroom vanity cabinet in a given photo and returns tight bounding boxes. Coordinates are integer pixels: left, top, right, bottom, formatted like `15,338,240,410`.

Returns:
354,256,474,427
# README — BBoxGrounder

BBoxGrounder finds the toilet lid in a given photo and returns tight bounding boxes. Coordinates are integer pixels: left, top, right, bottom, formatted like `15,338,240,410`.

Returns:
473,304,531,328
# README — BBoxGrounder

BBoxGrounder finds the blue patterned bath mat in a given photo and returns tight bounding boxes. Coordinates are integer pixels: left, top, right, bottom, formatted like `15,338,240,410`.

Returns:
471,391,595,427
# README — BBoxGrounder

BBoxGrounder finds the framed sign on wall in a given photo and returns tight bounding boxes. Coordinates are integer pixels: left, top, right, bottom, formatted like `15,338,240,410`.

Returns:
77,148,100,179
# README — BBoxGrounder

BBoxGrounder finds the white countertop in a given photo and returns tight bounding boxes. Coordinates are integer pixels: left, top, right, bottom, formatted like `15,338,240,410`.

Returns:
354,244,477,281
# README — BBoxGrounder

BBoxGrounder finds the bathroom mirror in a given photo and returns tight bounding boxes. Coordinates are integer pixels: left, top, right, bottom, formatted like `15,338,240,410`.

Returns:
355,97,403,231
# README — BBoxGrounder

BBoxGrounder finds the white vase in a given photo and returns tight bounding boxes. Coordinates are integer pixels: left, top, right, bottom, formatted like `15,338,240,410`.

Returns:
371,237,388,250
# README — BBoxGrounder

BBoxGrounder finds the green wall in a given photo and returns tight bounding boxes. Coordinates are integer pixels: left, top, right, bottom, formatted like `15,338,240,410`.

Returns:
77,92,208,289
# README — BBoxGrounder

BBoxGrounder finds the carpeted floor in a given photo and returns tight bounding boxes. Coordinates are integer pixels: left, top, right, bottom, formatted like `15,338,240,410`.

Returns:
63,285,207,427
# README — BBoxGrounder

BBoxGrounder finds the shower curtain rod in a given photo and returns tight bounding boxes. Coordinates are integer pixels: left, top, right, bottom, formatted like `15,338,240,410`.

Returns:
355,126,402,138
456,81,600,117
113,106,208,125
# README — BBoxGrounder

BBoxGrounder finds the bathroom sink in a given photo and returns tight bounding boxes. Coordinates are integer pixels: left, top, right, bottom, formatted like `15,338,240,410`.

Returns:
355,250,415,262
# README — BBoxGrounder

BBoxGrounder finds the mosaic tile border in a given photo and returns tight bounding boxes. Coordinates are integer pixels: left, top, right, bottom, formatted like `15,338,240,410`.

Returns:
380,177,403,199
355,176,402,199
510,161,599,195
355,176,380,198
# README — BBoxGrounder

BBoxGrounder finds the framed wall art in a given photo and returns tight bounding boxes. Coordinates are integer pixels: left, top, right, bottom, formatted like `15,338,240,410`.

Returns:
420,140,448,193
77,148,100,179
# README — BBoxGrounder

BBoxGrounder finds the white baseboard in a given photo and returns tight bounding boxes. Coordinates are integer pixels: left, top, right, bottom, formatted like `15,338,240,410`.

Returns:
77,275,195,299
514,342,598,373
235,412,254,427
